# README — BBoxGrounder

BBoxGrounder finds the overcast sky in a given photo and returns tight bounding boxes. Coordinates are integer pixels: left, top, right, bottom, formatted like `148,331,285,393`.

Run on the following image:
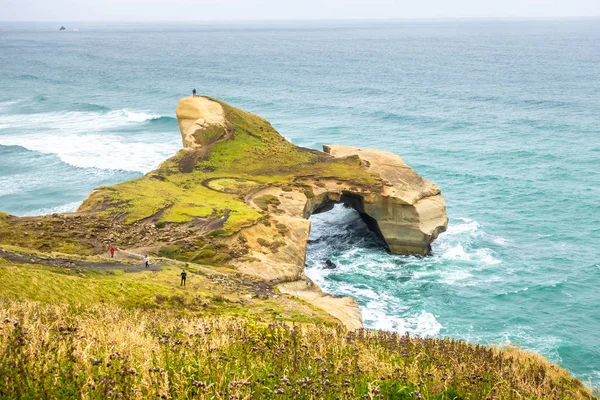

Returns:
2,0,599,21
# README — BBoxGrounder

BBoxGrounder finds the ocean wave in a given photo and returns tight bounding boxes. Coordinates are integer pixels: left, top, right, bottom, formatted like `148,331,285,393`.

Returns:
0,100,21,111
21,201,82,217
439,270,473,286
444,218,480,236
361,306,442,336
0,132,180,173
492,236,508,245
0,108,180,172
146,115,178,126
0,109,165,132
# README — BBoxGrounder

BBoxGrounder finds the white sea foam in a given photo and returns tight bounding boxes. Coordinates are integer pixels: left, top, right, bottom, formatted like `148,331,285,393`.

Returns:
477,248,501,265
0,100,20,112
0,132,180,172
22,201,82,216
442,244,471,260
0,108,178,172
361,305,442,336
492,236,508,245
500,328,563,364
0,109,161,133
339,283,380,300
439,270,473,286
445,218,480,236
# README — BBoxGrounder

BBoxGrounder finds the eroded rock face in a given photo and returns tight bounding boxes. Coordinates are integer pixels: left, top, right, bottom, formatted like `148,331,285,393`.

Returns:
323,145,448,255
234,153,447,328
175,96,229,148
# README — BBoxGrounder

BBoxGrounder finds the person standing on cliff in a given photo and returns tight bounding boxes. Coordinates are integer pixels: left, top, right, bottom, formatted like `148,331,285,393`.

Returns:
180,270,187,286
192,88,197,96
109,247,115,258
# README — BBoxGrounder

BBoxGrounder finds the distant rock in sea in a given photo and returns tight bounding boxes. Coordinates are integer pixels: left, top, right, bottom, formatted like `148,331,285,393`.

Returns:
59,26,66,31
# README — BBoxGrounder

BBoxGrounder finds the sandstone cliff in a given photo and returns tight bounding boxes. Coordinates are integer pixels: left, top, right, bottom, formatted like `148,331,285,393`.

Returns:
0,96,447,330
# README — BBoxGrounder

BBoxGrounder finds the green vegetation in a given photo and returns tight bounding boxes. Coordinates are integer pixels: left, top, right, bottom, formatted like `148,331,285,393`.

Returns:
0,251,332,324
0,300,595,399
0,214,97,255
0,97,597,399
72,100,380,239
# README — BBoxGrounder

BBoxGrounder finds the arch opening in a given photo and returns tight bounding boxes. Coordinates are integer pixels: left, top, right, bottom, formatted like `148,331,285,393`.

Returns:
308,192,389,252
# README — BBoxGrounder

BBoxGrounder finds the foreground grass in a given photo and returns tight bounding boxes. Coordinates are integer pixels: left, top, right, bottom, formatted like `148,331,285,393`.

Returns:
0,252,337,325
0,300,595,400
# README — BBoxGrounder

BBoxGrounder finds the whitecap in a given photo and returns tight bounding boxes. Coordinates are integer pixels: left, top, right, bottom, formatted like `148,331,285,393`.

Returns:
0,132,180,173
0,109,163,133
475,248,502,265
445,218,480,236
442,244,471,260
414,311,443,336
118,109,161,123
492,236,508,245
21,201,82,216
361,306,442,337
338,283,380,300
0,100,20,112
439,270,473,286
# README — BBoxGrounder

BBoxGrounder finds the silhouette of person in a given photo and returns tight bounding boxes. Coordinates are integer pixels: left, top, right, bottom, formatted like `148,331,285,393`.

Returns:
180,270,187,286
192,88,197,96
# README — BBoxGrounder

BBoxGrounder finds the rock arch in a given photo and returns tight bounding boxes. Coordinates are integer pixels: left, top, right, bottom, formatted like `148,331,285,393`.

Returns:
305,191,389,251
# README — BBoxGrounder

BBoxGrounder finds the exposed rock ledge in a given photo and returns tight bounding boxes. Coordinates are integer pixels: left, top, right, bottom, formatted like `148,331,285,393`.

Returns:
0,96,447,330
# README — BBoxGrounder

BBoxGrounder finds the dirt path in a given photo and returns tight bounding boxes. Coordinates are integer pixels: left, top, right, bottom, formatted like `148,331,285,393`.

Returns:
0,249,163,272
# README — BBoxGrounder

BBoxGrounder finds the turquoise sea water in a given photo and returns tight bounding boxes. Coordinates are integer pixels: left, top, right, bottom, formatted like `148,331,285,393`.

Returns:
0,20,599,387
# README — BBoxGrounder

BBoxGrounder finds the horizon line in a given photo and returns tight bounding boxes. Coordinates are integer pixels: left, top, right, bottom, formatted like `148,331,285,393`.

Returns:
1,15,600,23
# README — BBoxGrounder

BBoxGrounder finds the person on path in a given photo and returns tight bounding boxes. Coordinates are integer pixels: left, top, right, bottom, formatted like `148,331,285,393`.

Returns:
109,247,115,258
180,270,187,286
192,88,197,96
144,255,150,268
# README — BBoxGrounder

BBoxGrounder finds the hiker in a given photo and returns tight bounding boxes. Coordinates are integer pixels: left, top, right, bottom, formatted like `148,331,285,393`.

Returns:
109,247,115,258
180,270,187,286
192,88,197,96
144,255,150,268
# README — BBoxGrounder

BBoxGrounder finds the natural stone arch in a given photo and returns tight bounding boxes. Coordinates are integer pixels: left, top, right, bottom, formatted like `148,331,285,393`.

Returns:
171,96,448,329
304,191,389,251
303,185,446,256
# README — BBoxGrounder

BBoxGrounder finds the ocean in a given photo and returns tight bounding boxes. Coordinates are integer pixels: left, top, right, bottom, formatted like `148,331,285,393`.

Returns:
0,19,599,387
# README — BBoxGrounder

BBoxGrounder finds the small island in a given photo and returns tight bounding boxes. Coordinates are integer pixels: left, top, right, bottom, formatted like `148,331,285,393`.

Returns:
0,97,594,399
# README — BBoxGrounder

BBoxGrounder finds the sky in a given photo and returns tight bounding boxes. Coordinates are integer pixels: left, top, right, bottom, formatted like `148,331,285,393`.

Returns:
1,0,599,21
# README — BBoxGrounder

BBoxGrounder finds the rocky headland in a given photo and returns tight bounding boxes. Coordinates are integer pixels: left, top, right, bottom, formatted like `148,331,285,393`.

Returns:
1,96,596,399
0,95,447,329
